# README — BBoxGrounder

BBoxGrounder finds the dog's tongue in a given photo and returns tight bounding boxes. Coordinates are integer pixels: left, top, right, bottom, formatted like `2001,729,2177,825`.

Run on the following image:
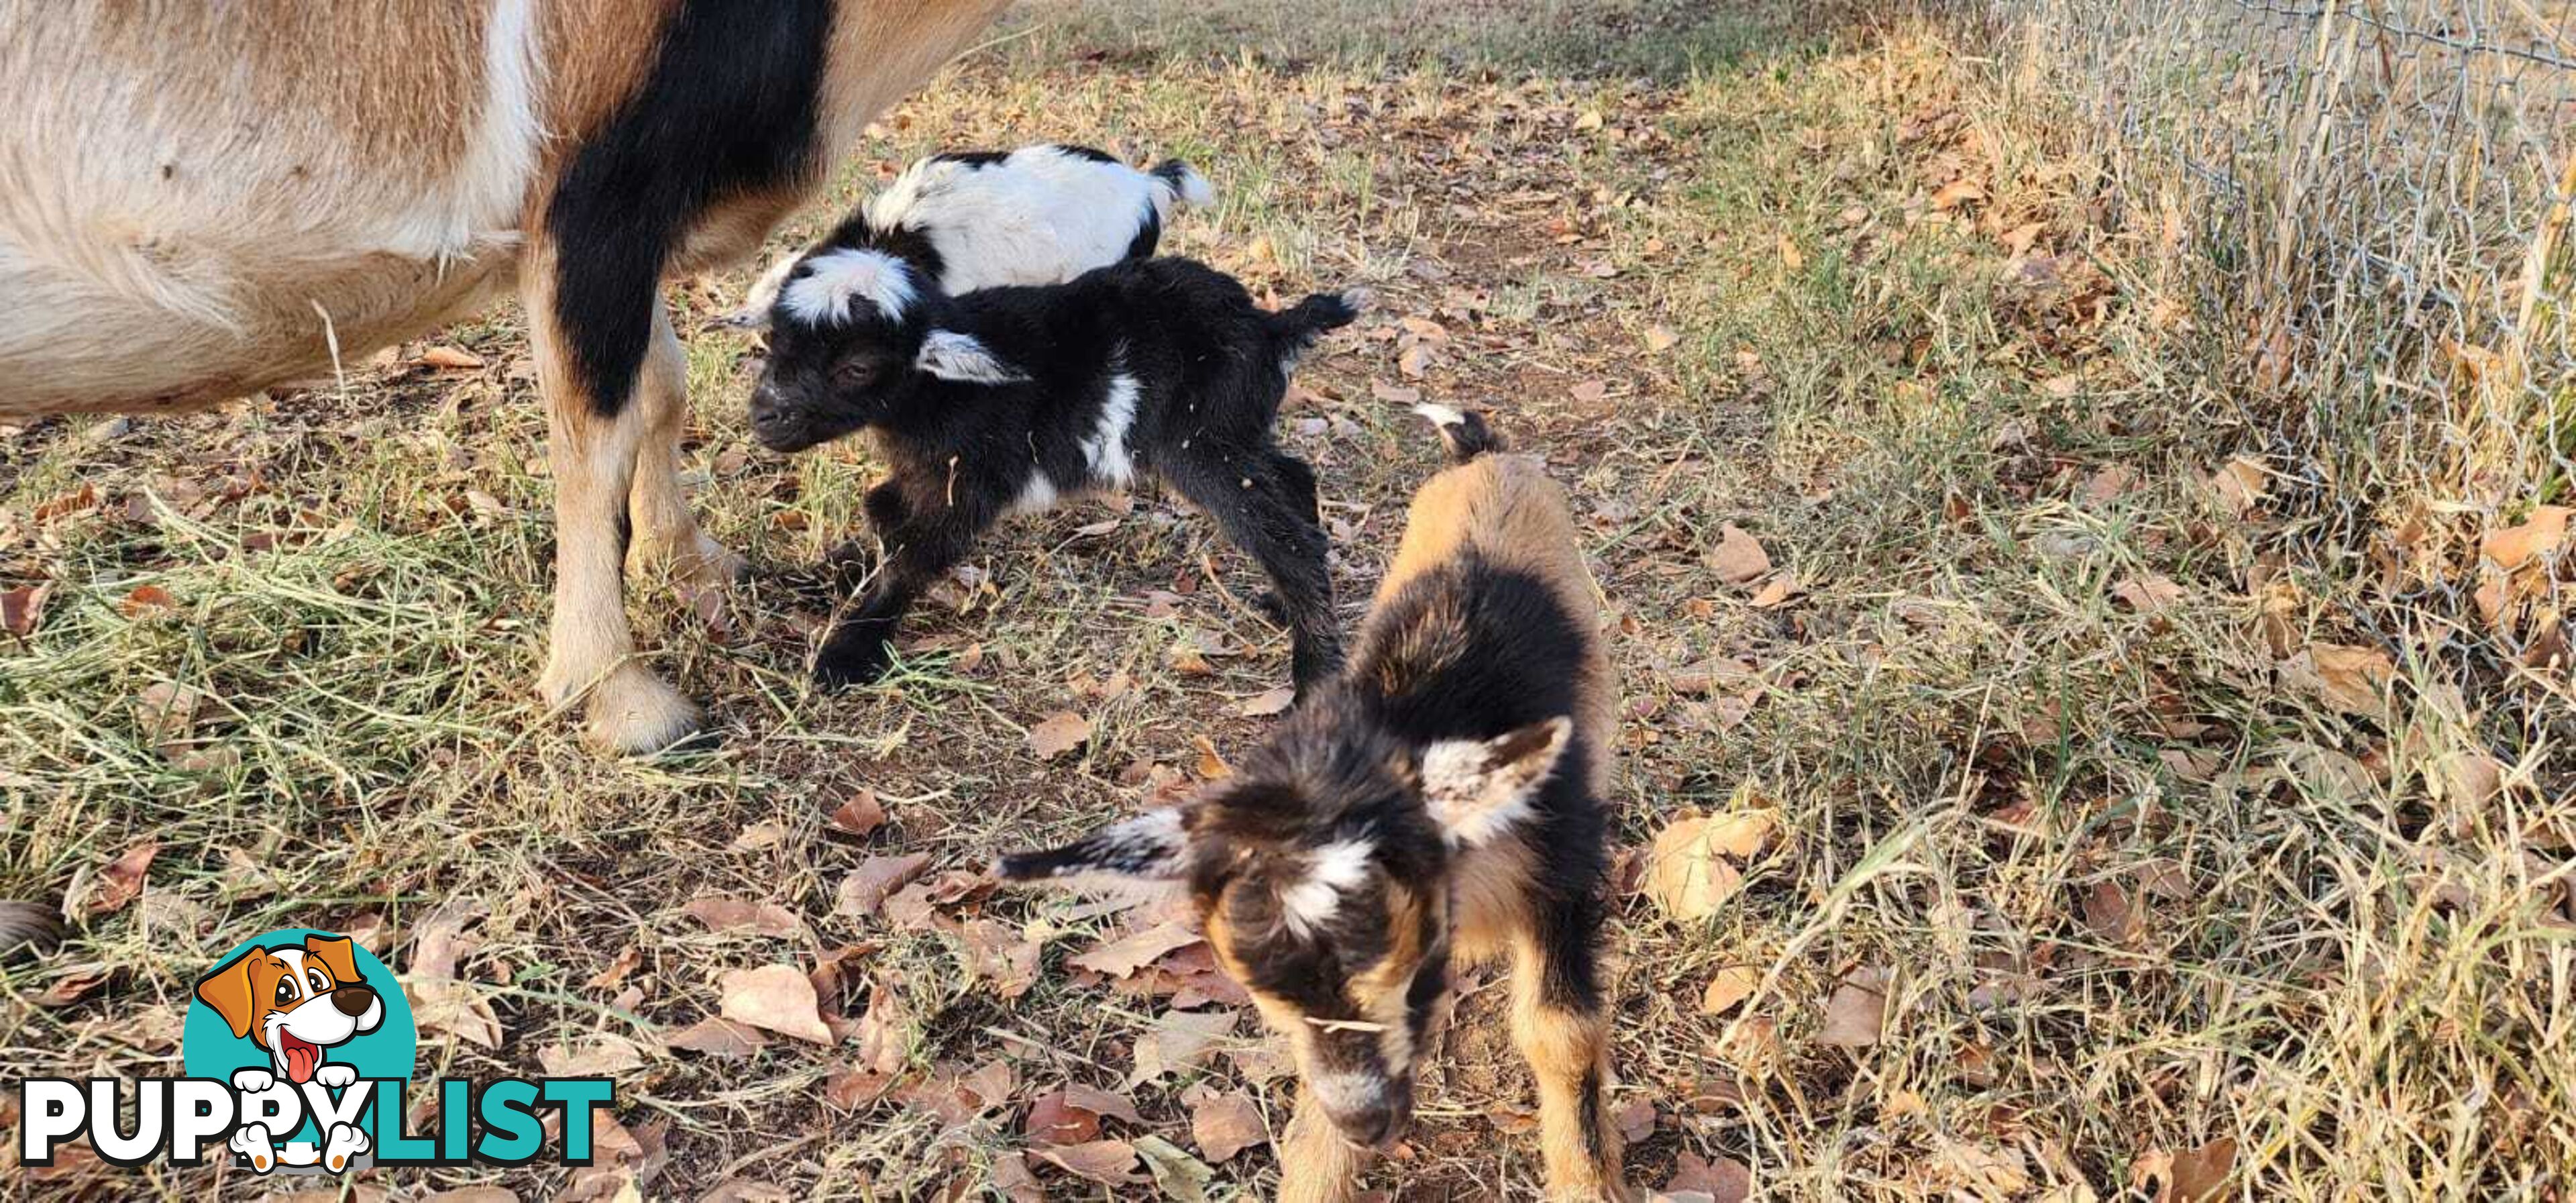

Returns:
281,1035,319,1084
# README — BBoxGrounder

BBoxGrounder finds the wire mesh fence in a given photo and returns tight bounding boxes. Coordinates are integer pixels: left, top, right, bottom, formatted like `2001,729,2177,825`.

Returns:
1988,0,2574,722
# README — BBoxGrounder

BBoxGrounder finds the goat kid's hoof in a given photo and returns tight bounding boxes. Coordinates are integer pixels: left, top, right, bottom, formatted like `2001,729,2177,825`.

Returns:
812,641,896,690
578,666,704,755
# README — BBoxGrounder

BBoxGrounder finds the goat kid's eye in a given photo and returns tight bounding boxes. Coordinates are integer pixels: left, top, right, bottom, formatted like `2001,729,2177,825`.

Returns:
832,360,880,388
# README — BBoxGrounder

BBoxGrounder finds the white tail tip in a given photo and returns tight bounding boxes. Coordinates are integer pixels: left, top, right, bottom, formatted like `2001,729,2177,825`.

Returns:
1341,286,1377,315
1413,402,1466,427
1173,164,1218,209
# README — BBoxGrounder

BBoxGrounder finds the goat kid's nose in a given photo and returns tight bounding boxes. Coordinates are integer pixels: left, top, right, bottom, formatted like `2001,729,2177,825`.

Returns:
1338,1096,1410,1149
331,984,377,1016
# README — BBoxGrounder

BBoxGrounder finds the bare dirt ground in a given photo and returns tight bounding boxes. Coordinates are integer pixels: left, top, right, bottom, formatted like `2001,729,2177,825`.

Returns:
7,3,2574,1200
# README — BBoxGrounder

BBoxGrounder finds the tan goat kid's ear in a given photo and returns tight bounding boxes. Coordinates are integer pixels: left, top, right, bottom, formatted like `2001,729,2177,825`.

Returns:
1421,717,1572,849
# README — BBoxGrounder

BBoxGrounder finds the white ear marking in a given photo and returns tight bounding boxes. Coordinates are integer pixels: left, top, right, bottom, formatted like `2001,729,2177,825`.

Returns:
916,329,1030,384
782,248,916,326
1424,717,1572,849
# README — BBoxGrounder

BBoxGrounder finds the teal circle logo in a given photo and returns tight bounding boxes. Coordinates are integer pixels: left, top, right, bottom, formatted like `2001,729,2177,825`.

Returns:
182,928,416,1170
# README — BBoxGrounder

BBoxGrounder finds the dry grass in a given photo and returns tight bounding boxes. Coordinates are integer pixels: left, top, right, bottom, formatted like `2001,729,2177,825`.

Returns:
4,4,2573,1200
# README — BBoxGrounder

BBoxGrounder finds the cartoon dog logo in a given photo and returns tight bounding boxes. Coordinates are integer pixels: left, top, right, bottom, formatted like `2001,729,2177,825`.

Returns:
193,933,384,1172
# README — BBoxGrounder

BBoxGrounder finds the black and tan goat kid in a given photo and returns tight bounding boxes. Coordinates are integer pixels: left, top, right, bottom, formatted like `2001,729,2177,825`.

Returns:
743,246,1361,694
727,142,1216,325
0,1,1011,753
1000,408,1631,1202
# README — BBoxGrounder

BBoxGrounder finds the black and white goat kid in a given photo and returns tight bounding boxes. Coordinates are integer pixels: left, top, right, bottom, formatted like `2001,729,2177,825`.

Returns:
745,245,1361,693
728,143,1214,327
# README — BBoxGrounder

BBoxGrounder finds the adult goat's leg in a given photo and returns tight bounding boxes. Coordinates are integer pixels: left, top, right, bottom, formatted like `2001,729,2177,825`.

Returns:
627,300,747,590
523,245,700,753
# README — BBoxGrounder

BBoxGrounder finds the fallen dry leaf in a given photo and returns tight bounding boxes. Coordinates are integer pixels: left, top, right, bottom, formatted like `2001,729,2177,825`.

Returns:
717,965,832,1044
1748,574,1799,609
684,898,805,939
1818,970,1888,1048
1238,686,1295,718
1033,1140,1142,1186
1135,1135,1216,1202
2114,574,2186,615
1569,379,1610,405
87,841,158,917
1699,965,1761,1016
1644,324,1682,353
2083,880,2141,945
1931,178,1988,211
1646,814,1748,921
1027,1084,1146,1146
2483,506,2570,572
958,919,1042,998
1189,1090,1267,1162
2284,642,2395,717
837,853,932,918
1705,524,1772,586
2135,1135,2237,1203
662,1017,769,1059
830,790,886,836
1665,1151,1753,1202
119,584,178,618
2210,457,2267,514
1128,1008,1236,1088
417,346,486,370
1028,710,1093,761
539,1035,646,1079
1071,920,1204,979
0,584,46,637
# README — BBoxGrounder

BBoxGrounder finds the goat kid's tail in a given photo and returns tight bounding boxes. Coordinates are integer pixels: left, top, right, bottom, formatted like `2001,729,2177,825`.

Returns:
1413,403,1505,463
1151,159,1219,209
1270,286,1371,360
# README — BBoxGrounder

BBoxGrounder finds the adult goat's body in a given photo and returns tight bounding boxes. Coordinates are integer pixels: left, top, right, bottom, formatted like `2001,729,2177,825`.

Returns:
0,0,1006,750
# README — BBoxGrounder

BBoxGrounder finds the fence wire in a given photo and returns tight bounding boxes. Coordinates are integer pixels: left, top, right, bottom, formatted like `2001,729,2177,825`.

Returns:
1992,0,2574,705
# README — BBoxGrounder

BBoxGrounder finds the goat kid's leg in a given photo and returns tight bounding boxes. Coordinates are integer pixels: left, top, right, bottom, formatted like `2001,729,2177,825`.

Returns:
1276,1085,1372,1203
1509,911,1633,1202
626,301,747,590
524,260,700,754
814,504,984,688
1171,448,1342,696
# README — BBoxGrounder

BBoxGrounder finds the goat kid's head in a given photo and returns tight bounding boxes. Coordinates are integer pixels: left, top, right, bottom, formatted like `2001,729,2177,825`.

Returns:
999,703,1573,1149
737,244,1024,454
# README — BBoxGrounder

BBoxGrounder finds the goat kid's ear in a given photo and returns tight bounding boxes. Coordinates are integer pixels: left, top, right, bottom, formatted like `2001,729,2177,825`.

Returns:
995,806,1189,892
1421,716,1572,849
915,329,1030,384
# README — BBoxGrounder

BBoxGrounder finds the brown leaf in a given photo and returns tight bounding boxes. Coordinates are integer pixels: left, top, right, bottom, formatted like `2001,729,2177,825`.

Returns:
1777,232,1805,271
2210,457,2267,514
991,1153,1046,1203
1568,379,1609,405
1665,1151,1753,1202
1705,524,1771,586
1818,970,1887,1048
1192,736,1232,780
1128,1008,1237,1088
539,1035,646,1078
717,965,832,1044
1189,1090,1267,1163
822,1065,896,1110
662,1017,769,1059
2483,506,2571,572
958,919,1042,998
1645,815,1747,921
830,790,886,835
417,346,486,370
2114,574,2186,615
1026,1084,1146,1145
1699,965,1761,1016
2084,880,2141,944
836,853,932,918
1747,574,1799,609
1644,324,1682,353
1028,710,1093,761
2284,642,2395,717
1238,686,1295,718
0,584,46,637
88,841,158,916
684,897,806,939
1034,1141,1142,1186
119,585,178,618
1397,342,1438,378
133,681,203,745
2136,1136,2237,1203
1070,920,1205,979
1613,1096,1657,1143
1931,178,1988,211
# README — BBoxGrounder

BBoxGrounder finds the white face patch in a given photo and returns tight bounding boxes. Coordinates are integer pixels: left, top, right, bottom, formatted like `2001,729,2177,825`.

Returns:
1279,839,1374,936
1081,369,1141,488
782,248,916,327
915,329,1028,384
